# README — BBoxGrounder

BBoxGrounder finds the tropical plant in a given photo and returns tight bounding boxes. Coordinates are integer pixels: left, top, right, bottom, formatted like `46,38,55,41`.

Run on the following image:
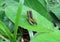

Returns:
0,0,60,42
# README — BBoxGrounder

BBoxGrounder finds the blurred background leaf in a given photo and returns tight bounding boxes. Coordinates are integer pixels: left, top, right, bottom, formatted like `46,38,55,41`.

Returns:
46,0,60,29
0,21,13,42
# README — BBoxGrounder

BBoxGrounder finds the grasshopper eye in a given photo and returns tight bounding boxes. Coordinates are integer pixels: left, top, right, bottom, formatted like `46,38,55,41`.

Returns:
27,10,37,25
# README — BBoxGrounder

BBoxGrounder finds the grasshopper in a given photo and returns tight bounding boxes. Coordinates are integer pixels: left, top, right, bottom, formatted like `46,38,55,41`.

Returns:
27,11,37,25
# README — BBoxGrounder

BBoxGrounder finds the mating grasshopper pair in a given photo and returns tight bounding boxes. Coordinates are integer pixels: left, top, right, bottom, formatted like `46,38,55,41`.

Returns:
27,11,37,25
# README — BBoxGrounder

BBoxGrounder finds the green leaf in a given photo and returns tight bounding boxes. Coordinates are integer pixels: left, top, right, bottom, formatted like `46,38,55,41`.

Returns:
24,0,52,21
30,31,60,42
0,29,5,36
38,0,46,8
0,0,5,6
5,0,18,6
14,4,22,42
50,6,60,28
0,21,13,42
5,4,55,32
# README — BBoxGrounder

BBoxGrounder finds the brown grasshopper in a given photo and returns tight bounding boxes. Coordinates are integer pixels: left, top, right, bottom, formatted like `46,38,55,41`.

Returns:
27,11,37,25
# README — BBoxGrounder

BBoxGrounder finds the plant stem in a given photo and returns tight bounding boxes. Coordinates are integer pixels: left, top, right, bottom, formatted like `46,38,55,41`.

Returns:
14,4,22,42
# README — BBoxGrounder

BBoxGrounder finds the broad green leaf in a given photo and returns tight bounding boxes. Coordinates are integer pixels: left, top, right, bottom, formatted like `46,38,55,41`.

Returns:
0,21,13,42
24,0,52,21
38,0,46,7
30,31,60,42
5,4,55,32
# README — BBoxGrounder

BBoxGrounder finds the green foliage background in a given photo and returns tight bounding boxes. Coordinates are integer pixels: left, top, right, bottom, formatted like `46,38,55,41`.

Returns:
0,0,60,42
